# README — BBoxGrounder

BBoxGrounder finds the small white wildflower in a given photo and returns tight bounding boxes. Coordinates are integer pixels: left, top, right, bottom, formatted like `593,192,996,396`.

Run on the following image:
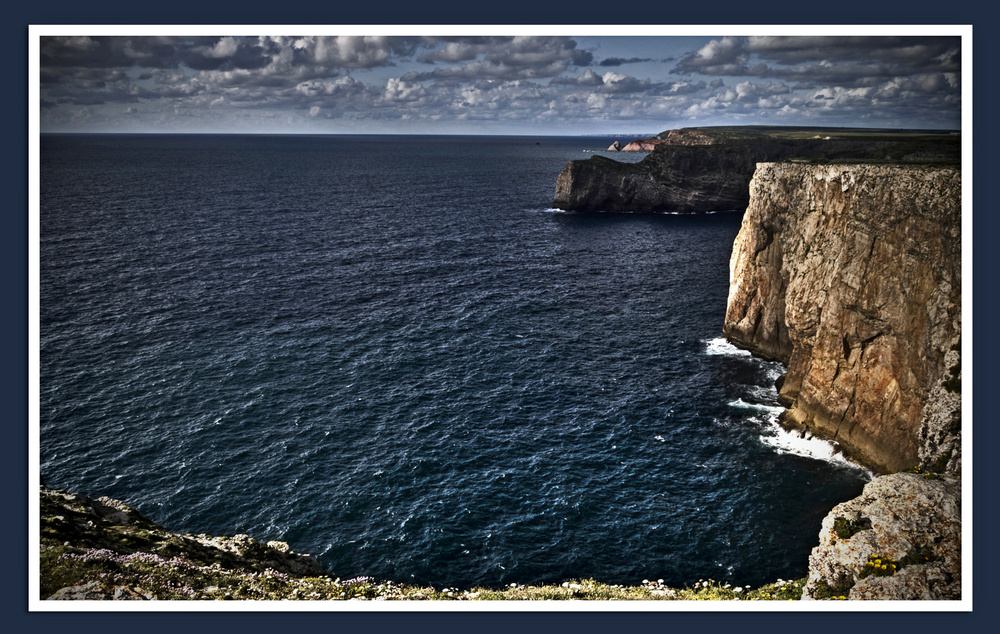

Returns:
702,581,709,588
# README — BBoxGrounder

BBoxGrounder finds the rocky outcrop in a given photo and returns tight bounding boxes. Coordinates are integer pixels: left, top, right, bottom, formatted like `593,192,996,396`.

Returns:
41,485,326,599
802,472,961,600
554,127,959,212
607,141,622,152
620,139,660,152
555,143,764,212
724,163,961,474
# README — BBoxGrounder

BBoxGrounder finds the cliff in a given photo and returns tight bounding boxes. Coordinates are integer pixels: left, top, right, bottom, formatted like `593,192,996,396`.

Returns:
723,162,961,475
554,127,959,212
723,162,962,600
620,139,661,152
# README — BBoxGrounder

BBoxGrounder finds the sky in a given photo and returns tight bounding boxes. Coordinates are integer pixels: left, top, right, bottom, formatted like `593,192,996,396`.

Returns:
36,30,965,136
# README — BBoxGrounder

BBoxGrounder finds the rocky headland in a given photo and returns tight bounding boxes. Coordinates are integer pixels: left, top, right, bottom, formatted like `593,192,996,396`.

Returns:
725,162,961,474
553,126,959,212
556,126,963,600
724,160,962,600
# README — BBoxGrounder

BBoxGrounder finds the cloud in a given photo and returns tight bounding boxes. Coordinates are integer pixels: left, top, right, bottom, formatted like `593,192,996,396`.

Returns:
550,69,655,94
404,36,592,83
672,35,961,87
673,36,749,75
37,34,962,133
415,37,517,63
295,76,367,98
550,68,605,87
598,57,653,67
597,71,651,94
382,77,428,103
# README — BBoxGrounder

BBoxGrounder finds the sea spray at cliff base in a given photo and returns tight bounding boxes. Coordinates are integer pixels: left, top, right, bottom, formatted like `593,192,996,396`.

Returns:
705,337,870,472
40,134,870,590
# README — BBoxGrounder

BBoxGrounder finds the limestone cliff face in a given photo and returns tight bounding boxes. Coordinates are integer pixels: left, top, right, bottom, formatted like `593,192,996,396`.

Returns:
724,163,961,474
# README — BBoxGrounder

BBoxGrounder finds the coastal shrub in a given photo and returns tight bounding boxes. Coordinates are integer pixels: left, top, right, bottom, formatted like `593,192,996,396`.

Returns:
899,545,936,568
833,515,871,539
812,576,854,600
903,465,942,480
859,555,898,578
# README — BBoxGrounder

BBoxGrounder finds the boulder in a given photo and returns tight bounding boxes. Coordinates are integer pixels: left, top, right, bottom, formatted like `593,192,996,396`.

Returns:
802,472,961,600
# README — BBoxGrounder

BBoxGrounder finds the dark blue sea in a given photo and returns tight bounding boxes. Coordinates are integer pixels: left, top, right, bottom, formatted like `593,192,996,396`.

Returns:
39,134,869,590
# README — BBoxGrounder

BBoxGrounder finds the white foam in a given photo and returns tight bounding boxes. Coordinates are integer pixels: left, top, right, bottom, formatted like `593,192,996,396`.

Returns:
758,416,872,476
704,337,751,357
727,387,871,475
763,363,784,382
728,398,784,416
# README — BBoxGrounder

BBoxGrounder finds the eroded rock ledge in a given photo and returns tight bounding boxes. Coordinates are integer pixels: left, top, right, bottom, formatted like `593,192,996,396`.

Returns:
724,162,961,475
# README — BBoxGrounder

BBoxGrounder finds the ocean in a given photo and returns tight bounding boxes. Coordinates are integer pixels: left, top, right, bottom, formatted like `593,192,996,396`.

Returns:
39,133,869,590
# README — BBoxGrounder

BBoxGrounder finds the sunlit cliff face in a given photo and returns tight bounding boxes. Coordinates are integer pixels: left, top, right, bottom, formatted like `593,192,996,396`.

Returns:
723,162,961,474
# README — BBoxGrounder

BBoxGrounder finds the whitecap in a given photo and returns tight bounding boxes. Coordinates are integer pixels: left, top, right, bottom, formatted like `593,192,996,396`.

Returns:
728,398,784,415
704,337,751,357
758,416,872,476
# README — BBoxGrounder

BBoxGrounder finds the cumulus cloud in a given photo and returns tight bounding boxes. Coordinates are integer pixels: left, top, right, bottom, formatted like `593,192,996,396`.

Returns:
403,36,592,83
673,35,961,87
550,68,605,86
382,77,428,103
551,69,656,94
597,71,651,94
673,36,749,75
